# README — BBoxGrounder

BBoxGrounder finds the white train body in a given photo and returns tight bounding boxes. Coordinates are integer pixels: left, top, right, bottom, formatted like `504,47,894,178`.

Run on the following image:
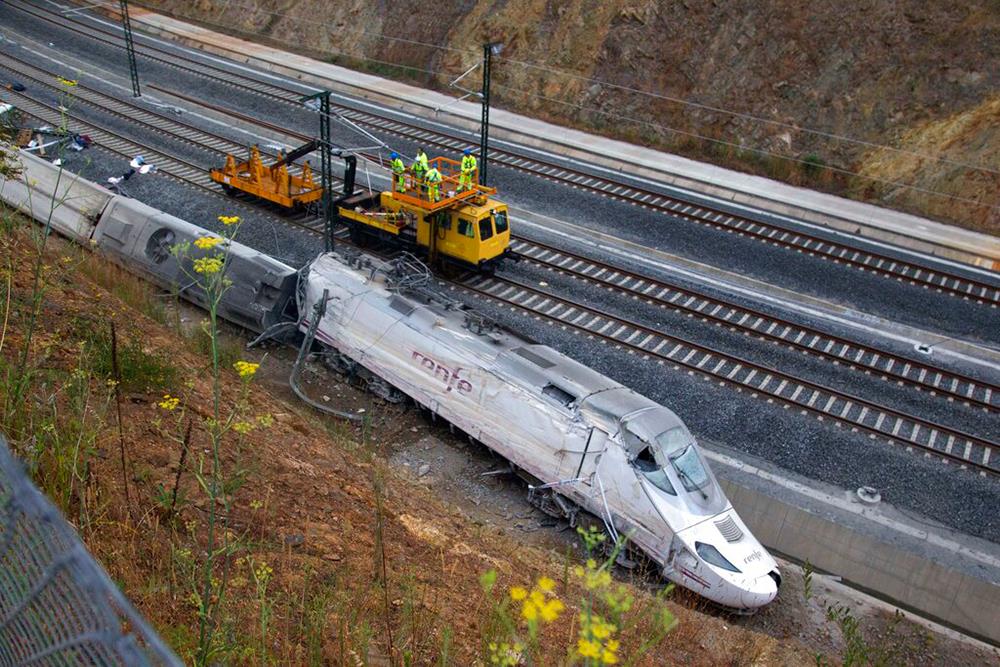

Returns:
300,252,780,609
1,153,778,609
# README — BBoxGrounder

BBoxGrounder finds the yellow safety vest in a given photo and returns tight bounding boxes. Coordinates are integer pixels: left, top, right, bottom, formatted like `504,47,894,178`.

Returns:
461,154,477,172
425,168,442,183
391,158,404,173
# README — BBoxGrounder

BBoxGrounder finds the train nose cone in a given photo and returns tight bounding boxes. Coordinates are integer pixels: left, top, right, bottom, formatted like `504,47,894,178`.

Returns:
740,572,779,609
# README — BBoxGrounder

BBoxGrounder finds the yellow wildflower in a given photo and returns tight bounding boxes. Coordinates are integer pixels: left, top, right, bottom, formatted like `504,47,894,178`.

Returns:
232,421,253,435
256,413,274,428
157,394,180,411
193,256,223,274
591,619,615,640
194,236,222,250
253,561,273,584
578,612,619,663
539,597,564,623
529,589,545,608
218,215,240,226
577,639,601,659
513,580,564,625
233,360,259,379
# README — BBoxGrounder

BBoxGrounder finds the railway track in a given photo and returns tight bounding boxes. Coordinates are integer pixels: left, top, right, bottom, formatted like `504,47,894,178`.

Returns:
121,89,1000,418
509,239,1000,413
10,0,1000,307
4,20,997,477
452,273,999,476
0,87,326,235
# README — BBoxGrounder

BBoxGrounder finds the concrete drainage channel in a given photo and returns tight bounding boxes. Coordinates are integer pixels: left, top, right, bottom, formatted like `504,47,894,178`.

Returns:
3,152,999,645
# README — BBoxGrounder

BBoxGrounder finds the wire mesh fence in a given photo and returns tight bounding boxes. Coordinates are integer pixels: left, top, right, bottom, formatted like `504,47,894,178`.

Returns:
0,434,181,666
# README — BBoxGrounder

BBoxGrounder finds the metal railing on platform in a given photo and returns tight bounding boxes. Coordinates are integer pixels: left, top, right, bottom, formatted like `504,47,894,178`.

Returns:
0,435,181,666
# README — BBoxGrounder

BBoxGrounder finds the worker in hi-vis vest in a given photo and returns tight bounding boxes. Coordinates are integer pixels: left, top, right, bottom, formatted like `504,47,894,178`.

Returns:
411,148,429,196
425,166,443,202
459,148,477,191
390,152,405,191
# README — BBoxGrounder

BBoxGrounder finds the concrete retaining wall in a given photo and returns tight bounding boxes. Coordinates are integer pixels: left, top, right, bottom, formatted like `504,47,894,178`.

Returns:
720,478,1000,645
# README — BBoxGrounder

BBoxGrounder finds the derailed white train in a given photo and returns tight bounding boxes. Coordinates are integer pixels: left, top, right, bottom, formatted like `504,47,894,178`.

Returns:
300,251,781,609
3,149,780,610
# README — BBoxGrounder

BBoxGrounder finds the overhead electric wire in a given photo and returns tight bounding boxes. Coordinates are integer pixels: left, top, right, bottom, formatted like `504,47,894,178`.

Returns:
89,1,998,211
490,81,1000,211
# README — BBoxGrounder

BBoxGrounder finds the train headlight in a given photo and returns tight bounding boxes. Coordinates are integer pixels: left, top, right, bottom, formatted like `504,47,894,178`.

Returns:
695,541,741,573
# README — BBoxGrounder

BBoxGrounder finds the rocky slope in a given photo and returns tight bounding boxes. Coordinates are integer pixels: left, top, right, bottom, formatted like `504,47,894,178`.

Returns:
142,0,1000,234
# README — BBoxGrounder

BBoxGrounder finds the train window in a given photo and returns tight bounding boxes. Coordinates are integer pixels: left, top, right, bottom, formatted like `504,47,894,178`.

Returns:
542,383,575,407
493,210,509,234
669,445,710,493
633,447,676,495
479,218,494,241
458,219,475,238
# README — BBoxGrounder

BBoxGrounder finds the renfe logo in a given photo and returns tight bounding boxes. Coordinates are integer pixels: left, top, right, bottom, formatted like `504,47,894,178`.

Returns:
411,350,474,395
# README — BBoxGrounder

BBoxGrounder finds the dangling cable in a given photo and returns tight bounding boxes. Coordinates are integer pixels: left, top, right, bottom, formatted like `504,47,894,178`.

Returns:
288,289,362,422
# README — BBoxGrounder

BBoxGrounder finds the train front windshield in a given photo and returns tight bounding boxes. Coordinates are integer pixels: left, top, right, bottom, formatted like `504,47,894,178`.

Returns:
623,417,725,515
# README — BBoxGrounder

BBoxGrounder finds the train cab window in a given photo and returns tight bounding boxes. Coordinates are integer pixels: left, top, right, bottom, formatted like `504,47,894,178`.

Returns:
458,218,475,238
492,210,509,234
634,447,676,495
668,444,710,493
478,218,494,241
541,383,575,408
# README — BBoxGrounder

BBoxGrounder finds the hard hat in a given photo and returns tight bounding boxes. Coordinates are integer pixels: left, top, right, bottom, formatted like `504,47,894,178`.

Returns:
390,152,399,159
463,148,471,155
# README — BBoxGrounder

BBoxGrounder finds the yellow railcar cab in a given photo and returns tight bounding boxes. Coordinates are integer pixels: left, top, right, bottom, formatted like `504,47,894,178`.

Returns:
338,178,512,271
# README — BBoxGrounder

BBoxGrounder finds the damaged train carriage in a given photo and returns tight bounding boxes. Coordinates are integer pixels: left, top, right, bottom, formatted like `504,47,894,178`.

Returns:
299,252,780,610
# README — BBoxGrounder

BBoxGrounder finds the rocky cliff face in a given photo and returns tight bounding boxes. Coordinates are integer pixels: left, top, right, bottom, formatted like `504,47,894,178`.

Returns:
146,0,1000,233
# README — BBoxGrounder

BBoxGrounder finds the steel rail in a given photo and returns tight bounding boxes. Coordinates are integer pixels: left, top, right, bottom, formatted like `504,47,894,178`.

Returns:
2,89,325,235
8,93,995,477
4,0,306,102
509,238,1000,412
12,0,1000,306
11,60,997,447
18,59,995,426
450,274,998,476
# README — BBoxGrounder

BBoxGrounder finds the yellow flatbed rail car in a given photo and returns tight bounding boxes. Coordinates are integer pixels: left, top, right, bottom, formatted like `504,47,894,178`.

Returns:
211,143,323,209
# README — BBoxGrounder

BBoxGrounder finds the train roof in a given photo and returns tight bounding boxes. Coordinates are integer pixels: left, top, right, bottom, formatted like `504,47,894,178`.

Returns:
308,251,685,434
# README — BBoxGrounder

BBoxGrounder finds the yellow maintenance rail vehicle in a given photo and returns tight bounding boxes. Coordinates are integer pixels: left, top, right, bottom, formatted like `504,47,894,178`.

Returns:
211,141,323,210
338,155,512,272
